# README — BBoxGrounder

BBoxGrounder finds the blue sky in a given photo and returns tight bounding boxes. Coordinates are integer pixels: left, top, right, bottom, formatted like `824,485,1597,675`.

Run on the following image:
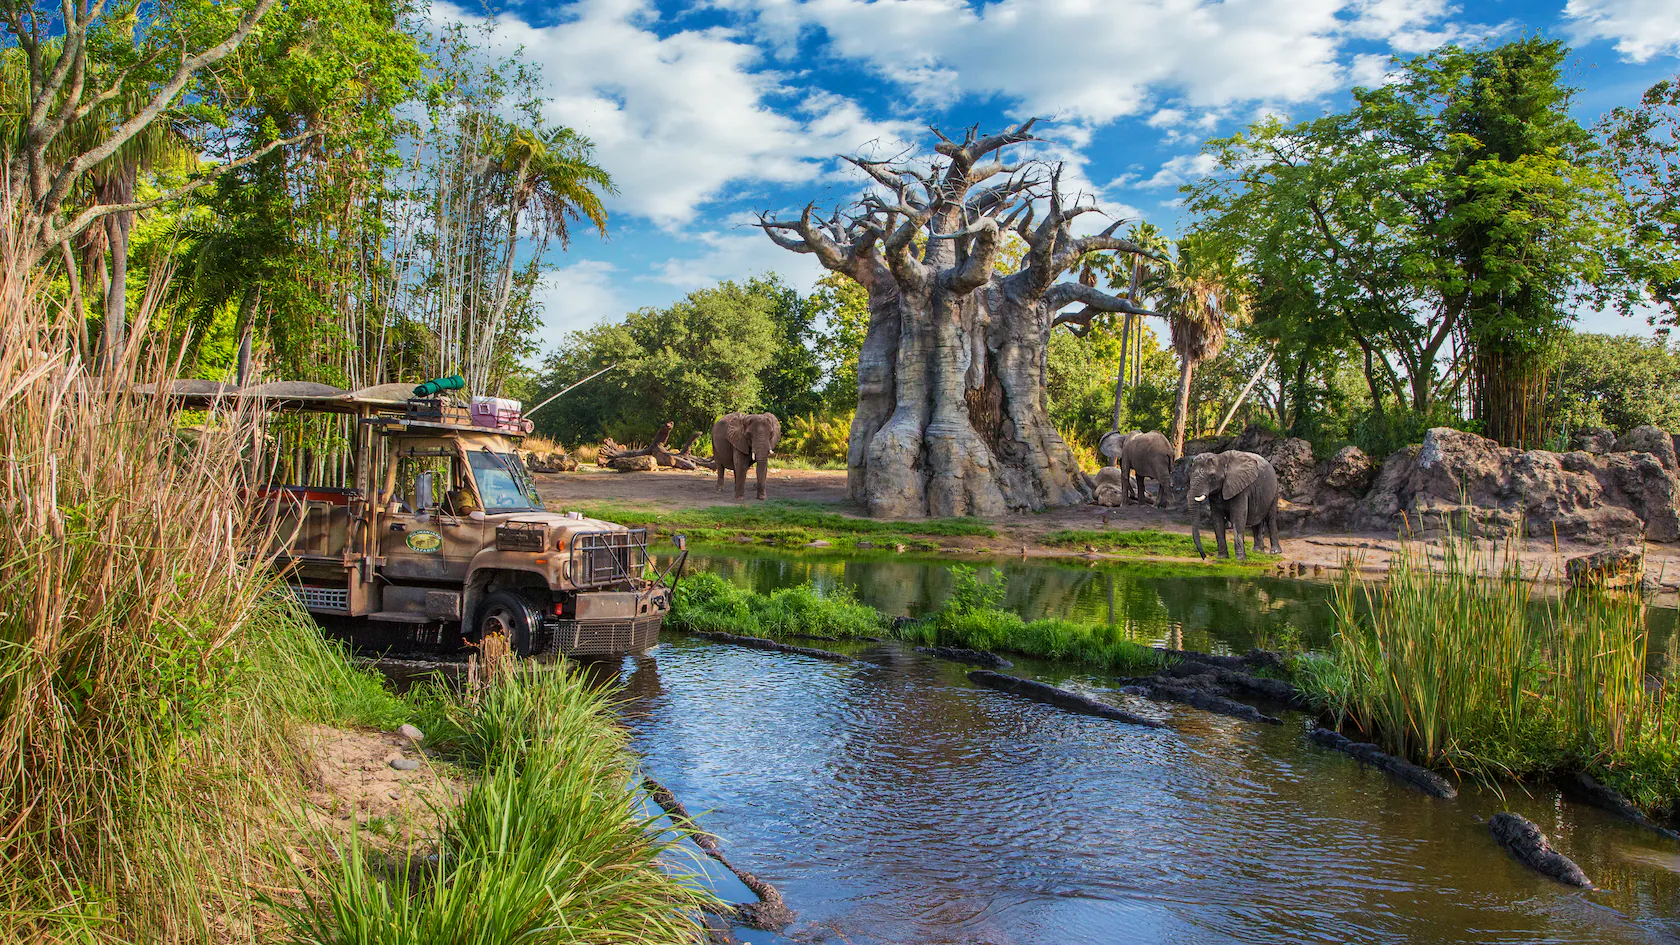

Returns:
441,0,1680,353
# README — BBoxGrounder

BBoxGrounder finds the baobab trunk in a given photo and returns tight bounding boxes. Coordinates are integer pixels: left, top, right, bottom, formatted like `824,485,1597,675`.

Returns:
761,120,1156,518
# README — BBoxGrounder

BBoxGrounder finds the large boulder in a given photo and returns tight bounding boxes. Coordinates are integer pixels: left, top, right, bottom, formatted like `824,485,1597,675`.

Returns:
1354,427,1680,542
1572,427,1616,455
1614,425,1678,471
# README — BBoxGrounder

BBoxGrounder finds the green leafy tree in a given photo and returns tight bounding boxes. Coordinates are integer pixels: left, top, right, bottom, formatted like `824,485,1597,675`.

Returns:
754,275,824,419
1604,73,1680,327
533,278,785,444
1190,38,1626,446
1547,332,1680,434
807,271,870,410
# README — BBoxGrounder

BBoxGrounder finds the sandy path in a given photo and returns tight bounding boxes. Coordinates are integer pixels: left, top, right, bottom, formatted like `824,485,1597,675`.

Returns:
533,466,1680,595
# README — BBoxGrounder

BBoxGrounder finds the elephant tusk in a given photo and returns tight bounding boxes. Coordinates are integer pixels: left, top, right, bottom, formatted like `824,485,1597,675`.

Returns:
1192,494,1207,503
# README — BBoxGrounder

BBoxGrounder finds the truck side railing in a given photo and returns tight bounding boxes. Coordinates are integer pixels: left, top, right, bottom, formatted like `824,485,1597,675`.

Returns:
569,529,649,586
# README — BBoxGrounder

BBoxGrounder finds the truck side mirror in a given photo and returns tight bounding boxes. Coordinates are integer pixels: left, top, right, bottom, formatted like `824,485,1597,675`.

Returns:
674,534,687,551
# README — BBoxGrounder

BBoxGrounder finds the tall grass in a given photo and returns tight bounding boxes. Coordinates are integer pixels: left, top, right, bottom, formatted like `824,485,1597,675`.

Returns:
285,666,711,944
1299,536,1680,811
0,258,406,938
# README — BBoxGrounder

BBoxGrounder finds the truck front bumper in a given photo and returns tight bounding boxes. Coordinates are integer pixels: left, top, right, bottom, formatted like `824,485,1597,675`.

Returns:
539,585,669,656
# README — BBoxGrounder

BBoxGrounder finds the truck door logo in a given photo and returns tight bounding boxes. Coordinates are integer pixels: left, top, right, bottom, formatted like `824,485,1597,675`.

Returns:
406,529,444,553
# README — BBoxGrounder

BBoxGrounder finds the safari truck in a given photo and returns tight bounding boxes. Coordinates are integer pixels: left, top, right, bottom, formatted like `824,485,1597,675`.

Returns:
154,379,680,657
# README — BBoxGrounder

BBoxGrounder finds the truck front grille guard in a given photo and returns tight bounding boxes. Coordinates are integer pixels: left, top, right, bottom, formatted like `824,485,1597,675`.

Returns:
568,529,650,587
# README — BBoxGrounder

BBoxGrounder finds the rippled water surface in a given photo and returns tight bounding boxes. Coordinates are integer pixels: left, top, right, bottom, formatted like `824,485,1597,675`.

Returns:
617,551,1680,944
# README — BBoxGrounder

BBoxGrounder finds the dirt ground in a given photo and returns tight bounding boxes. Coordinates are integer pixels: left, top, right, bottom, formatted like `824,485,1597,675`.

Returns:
299,725,465,846
535,465,1680,595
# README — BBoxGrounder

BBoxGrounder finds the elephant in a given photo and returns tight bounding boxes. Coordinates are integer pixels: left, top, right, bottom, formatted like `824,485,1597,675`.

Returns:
1118,431,1173,505
1187,450,1282,561
1093,466,1129,506
1097,430,1139,467
713,412,782,500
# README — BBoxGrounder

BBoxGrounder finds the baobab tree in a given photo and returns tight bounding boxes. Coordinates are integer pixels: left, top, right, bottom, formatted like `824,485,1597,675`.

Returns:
759,120,1155,518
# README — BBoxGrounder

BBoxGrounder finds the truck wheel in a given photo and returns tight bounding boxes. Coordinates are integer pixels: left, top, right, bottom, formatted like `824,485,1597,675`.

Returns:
475,590,542,657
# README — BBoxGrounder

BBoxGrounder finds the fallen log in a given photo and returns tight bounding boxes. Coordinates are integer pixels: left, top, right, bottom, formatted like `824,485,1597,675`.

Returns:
597,423,715,470
967,670,1165,728
916,646,1013,668
1307,726,1458,799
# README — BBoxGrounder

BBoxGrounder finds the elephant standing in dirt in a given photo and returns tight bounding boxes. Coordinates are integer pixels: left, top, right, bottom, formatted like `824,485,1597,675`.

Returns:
713,412,782,500
1187,450,1281,561
1118,431,1173,505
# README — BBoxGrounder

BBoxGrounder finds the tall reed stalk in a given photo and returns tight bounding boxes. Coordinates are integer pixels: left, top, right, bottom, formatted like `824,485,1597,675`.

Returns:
1311,532,1676,794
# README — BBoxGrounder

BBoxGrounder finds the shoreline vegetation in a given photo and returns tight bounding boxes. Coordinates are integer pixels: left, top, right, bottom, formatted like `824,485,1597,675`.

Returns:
668,553,1680,823
564,498,1273,570
0,300,704,942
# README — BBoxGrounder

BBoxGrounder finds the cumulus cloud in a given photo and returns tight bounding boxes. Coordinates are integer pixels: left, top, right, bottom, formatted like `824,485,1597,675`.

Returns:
1142,153,1220,190
1565,0,1680,62
436,0,914,229
651,229,826,292
721,0,1471,123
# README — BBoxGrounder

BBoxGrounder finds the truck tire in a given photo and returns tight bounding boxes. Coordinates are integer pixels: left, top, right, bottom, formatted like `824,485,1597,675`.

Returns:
475,590,543,657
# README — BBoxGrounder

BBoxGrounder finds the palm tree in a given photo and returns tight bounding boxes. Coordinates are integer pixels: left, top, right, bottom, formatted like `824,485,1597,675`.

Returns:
465,121,612,389
1150,242,1246,457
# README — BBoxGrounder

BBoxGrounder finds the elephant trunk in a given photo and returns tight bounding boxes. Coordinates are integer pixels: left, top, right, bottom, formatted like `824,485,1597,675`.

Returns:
1191,500,1208,559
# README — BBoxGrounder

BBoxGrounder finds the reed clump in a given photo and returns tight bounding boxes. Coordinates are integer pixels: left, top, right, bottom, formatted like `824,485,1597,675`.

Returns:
1295,536,1680,815
901,566,1171,675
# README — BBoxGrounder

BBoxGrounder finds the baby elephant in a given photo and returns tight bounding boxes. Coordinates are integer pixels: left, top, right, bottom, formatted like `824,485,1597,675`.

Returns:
1187,450,1282,561
713,412,782,500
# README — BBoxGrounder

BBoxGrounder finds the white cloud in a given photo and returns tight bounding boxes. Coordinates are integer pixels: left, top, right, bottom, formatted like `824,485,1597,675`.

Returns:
1147,108,1188,128
651,229,826,292
1142,153,1220,189
435,0,914,229
1565,0,1680,62
531,260,626,350
724,0,1470,124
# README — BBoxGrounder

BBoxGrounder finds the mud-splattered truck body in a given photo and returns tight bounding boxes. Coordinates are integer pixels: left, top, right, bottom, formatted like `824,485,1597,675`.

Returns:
159,380,674,657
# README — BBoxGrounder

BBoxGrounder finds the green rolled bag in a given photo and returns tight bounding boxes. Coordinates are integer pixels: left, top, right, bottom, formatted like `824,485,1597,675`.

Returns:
412,375,466,397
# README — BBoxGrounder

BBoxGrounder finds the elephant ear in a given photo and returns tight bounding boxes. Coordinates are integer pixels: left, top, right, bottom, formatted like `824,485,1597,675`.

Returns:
1222,452,1262,500
726,418,750,455
1098,431,1128,461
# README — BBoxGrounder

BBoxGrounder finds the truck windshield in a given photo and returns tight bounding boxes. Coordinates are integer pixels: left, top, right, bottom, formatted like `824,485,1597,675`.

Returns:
467,450,544,511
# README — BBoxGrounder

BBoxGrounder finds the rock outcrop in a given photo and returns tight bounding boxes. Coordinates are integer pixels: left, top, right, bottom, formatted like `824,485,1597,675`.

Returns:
1168,423,1680,542
1615,424,1678,471
1572,427,1616,455
1354,427,1680,542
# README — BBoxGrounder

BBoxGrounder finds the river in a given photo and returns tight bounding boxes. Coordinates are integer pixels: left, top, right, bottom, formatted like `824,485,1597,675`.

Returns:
612,548,1680,944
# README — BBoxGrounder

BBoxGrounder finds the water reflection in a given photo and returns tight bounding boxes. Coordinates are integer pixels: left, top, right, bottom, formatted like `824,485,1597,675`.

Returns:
666,547,1679,665
670,548,1340,654
623,639,1680,945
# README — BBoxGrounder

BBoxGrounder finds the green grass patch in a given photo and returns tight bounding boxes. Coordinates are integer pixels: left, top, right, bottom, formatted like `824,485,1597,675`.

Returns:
671,566,1171,676
670,571,887,640
899,566,1174,675
566,498,993,550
